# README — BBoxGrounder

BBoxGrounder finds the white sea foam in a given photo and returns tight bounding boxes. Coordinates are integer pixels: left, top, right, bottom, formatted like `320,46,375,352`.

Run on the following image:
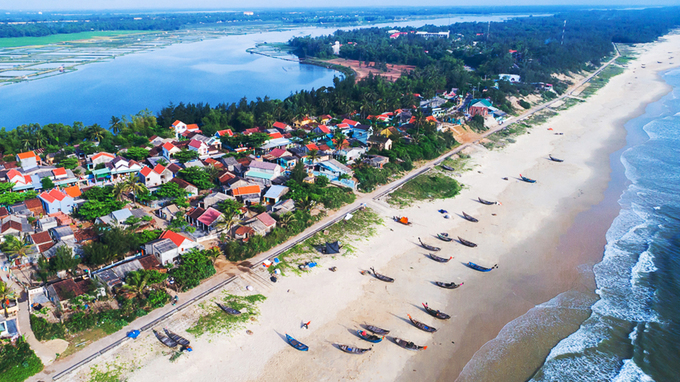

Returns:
612,359,655,382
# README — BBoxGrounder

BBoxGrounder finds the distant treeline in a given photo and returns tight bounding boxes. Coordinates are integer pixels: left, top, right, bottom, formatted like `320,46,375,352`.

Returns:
290,7,680,79
0,6,652,39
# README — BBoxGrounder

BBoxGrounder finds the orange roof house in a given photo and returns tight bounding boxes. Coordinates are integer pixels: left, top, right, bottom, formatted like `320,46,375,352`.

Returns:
231,185,261,197
63,185,82,198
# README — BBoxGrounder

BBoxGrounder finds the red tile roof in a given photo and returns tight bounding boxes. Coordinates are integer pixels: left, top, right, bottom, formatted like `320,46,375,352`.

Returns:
272,122,289,129
256,212,276,227
219,172,236,184
268,148,287,158
64,185,81,198
187,124,200,131
1,220,22,233
269,132,283,139
162,142,177,151
6,169,22,180
305,143,320,151
197,207,222,226
140,166,152,177
217,129,234,137
39,191,55,203
342,119,358,126
317,125,331,134
188,139,204,149
17,151,37,160
0,207,8,218
160,230,188,247
52,167,67,177
91,152,115,160
153,164,166,174
23,198,42,210
49,189,67,201
31,231,53,245
38,242,55,253
172,120,183,126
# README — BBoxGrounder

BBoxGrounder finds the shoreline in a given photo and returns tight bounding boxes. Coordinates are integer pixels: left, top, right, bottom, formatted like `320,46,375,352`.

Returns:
40,35,680,382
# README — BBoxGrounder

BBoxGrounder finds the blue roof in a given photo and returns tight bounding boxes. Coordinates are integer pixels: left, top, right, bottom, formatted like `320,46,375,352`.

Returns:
264,185,289,199
112,209,133,223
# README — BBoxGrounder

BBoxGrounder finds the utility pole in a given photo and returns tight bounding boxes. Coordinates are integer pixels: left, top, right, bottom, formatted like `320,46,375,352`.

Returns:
561,20,567,46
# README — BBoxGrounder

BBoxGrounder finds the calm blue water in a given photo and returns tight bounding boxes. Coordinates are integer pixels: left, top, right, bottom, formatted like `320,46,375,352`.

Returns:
530,69,680,381
0,14,532,129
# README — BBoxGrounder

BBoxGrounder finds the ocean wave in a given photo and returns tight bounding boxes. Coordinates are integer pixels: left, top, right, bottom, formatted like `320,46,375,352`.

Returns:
612,359,654,382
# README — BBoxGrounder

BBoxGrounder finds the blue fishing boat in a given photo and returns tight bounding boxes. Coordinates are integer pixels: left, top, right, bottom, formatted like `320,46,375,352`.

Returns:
466,262,498,272
357,330,384,343
286,334,309,351
520,174,537,183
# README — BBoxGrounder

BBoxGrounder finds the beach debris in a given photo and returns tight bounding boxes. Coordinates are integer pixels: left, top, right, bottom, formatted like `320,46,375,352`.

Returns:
329,266,337,272
246,330,253,335
246,285,254,291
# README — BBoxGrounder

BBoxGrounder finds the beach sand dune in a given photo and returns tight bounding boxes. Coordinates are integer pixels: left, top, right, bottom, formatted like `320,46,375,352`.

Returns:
62,34,680,382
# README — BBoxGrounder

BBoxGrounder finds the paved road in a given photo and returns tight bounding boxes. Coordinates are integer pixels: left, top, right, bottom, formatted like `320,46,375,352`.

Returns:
31,47,620,381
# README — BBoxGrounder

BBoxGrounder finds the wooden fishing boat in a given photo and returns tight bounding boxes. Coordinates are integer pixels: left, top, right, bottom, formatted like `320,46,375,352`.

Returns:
408,314,437,332
437,233,453,242
520,174,537,183
365,325,390,335
338,345,371,354
357,330,384,343
478,197,499,205
429,253,452,263
441,165,455,171
549,154,564,162
286,334,309,351
458,237,477,247
418,237,441,252
422,303,451,320
434,281,464,289
164,328,190,347
153,329,178,348
394,216,412,225
394,337,427,350
370,267,394,283
216,302,241,315
466,262,498,272
462,212,478,222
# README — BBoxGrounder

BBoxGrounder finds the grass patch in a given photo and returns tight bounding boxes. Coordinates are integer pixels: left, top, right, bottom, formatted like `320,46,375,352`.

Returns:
556,97,582,111
186,293,266,337
388,173,462,208
88,363,128,382
0,338,43,382
0,31,151,48
522,109,557,127
269,208,383,276
439,154,471,172
581,65,625,98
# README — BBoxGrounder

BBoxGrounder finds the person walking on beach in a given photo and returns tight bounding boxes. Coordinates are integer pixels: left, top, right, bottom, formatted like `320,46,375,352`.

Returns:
302,321,311,329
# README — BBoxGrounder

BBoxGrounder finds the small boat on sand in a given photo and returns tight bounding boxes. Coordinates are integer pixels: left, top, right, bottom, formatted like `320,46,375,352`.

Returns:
394,216,412,225
365,325,390,335
437,233,453,242
408,314,437,332
357,330,384,343
153,329,178,348
370,267,394,283
478,197,500,205
286,334,309,351
435,281,464,289
216,303,241,315
394,337,427,350
338,345,371,354
520,174,537,183
462,212,478,222
466,262,498,272
164,328,190,347
429,253,452,263
441,165,455,171
458,237,477,247
422,303,451,320
418,237,441,251
549,154,564,162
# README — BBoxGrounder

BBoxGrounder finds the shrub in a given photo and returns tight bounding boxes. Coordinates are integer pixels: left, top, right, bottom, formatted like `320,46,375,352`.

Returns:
0,338,43,382
519,99,531,109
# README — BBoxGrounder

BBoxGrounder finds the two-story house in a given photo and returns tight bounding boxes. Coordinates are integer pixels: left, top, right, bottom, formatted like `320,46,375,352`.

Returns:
38,189,75,214
350,124,374,144
244,161,282,185
138,164,173,188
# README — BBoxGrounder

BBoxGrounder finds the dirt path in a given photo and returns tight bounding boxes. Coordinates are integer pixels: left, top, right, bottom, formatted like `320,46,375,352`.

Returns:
326,58,415,82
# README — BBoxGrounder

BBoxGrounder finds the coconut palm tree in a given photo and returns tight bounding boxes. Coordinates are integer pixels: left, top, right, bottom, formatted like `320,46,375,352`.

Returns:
0,281,17,317
89,125,105,143
277,213,296,229
296,196,317,211
121,271,150,299
3,236,32,266
115,176,148,206
307,149,320,164
110,116,122,135
204,248,221,265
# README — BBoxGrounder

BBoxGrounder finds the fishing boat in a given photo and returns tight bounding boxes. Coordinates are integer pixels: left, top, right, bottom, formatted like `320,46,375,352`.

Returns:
408,314,437,332
394,337,427,350
164,328,190,347
520,174,537,183
549,154,564,162
422,303,451,320
418,237,441,252
441,165,455,171
338,345,371,354
216,303,241,315
286,334,309,351
394,216,412,226
462,212,479,222
429,253,452,263
365,325,390,335
458,237,477,247
466,262,498,272
437,233,453,242
478,197,499,205
370,267,394,283
153,329,178,348
357,330,384,343
434,281,464,289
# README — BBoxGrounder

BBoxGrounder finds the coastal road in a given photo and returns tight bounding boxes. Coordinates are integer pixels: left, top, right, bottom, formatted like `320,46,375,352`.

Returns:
36,46,621,382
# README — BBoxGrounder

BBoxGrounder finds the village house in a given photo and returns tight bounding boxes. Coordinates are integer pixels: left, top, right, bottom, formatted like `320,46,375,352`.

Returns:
86,152,116,170
157,204,180,221
246,212,277,236
272,198,296,215
171,120,200,139
231,184,262,205
316,159,356,189
6,169,33,191
350,124,373,144
16,151,40,170
138,164,173,188
101,156,143,181
188,139,209,157
37,216,57,232
335,146,367,164
200,192,233,209
30,231,54,253
234,226,254,241
244,161,283,186
468,99,492,117
168,178,199,197
364,155,390,169
23,198,45,217
215,129,234,138
367,135,393,151
162,142,181,159
144,230,203,265
263,185,289,205
96,208,151,227
38,188,75,214
46,278,100,310
95,254,162,290
194,207,224,232
272,121,292,132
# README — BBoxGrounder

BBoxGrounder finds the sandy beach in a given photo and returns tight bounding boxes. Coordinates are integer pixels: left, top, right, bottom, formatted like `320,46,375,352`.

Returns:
55,34,680,382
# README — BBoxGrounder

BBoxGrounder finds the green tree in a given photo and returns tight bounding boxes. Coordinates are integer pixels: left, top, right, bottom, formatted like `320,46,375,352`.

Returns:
173,149,199,164
291,160,307,184
41,177,55,190
1,236,32,265
178,167,214,190
59,157,79,170
0,281,17,317
123,147,149,162
49,246,80,275
121,270,168,299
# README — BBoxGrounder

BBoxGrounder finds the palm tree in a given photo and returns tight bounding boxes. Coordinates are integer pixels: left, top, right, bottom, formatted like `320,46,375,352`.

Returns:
0,281,17,317
110,116,122,135
116,176,148,206
90,126,105,143
4,236,32,266
277,213,296,229
121,271,150,299
205,248,221,265
307,149,320,164
296,196,317,211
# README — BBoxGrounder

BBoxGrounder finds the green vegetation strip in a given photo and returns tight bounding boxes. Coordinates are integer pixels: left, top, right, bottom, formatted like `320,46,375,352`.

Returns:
581,65,625,98
186,293,266,337
0,31,150,48
0,338,43,382
388,173,462,208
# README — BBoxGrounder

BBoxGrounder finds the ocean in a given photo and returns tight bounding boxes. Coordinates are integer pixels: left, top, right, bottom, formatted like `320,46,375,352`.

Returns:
529,68,680,381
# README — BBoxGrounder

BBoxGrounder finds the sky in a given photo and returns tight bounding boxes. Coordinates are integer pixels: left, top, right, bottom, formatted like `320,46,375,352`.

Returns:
0,0,677,12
